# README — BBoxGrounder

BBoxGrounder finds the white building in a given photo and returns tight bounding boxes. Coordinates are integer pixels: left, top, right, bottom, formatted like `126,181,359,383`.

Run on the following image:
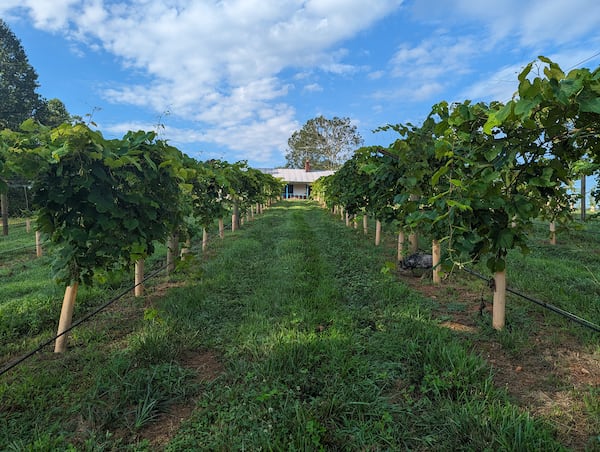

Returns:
260,161,334,199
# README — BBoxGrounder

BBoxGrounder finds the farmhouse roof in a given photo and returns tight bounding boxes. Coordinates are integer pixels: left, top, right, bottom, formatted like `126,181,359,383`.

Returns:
259,168,334,183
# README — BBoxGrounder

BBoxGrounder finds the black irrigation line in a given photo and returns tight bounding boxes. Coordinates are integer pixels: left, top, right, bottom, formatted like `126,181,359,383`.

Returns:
1,221,29,230
462,266,600,333
0,244,38,255
0,241,50,256
0,262,169,378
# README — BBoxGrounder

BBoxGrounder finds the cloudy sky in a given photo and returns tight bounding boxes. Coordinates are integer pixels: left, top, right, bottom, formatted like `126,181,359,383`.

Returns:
2,0,600,168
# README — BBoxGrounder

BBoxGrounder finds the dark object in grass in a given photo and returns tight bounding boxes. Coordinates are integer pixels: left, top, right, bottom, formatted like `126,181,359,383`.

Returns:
401,253,433,270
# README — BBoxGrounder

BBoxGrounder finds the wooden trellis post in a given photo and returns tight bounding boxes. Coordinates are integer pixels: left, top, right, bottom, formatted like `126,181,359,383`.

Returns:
363,214,368,235
202,227,208,252
35,231,43,257
166,234,178,274
54,283,79,353
232,201,239,231
180,238,191,258
409,233,418,253
397,231,405,262
219,218,224,239
549,221,556,245
375,220,382,246
1,193,7,236
492,270,507,330
432,240,441,284
134,259,144,297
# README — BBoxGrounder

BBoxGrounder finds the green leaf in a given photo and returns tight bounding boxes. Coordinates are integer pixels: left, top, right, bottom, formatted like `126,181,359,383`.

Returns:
431,166,449,186
514,97,541,118
486,256,506,273
88,189,114,213
446,199,472,212
123,217,139,231
495,228,513,249
577,88,600,113
483,103,512,134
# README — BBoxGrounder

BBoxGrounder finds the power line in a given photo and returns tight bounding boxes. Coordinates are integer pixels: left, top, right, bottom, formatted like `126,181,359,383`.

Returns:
566,50,600,71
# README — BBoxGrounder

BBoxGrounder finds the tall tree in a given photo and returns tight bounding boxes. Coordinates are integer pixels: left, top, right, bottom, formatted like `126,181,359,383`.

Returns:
0,19,42,130
285,115,363,170
37,98,71,127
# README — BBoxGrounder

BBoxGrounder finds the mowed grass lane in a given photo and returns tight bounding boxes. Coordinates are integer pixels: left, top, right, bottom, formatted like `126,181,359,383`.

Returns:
161,201,561,451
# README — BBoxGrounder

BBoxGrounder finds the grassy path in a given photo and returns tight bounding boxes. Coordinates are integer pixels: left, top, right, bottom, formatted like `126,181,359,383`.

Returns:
160,202,561,450
0,201,575,450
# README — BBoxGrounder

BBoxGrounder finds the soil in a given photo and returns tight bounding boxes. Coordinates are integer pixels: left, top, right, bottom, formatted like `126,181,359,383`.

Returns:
139,349,224,449
397,270,600,451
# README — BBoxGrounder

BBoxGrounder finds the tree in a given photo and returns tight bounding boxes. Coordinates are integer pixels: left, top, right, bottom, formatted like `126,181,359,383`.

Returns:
0,19,42,130
285,115,363,170
36,98,71,127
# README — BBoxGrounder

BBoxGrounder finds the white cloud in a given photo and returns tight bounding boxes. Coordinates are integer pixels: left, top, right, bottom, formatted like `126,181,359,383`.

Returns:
303,83,323,93
4,0,402,160
411,0,600,48
0,0,79,30
368,70,385,80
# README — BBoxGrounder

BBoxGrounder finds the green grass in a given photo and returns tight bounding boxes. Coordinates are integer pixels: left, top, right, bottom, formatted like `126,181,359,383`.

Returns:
0,203,593,449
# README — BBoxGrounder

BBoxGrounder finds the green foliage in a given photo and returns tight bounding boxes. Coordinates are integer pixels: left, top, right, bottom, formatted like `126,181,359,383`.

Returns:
322,56,600,275
24,124,183,285
0,19,42,130
35,98,71,128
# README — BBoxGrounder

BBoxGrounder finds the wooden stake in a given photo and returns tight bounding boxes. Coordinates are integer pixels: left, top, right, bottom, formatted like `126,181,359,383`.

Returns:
180,238,191,258
432,239,441,284
549,221,556,245
36,231,43,257
409,232,418,253
581,174,586,221
1,192,8,236
492,270,507,330
232,202,239,231
134,259,144,297
340,206,344,221
219,218,224,238
26,219,31,233
166,234,177,274
345,212,350,227
363,214,368,235
54,283,79,353
397,230,405,262
375,220,381,246
202,227,208,252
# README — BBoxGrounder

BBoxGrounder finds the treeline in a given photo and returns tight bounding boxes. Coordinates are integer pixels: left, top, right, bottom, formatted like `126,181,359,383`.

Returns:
313,56,600,330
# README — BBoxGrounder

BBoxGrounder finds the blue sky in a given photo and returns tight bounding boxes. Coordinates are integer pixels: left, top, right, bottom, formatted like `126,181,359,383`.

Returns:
2,0,600,169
